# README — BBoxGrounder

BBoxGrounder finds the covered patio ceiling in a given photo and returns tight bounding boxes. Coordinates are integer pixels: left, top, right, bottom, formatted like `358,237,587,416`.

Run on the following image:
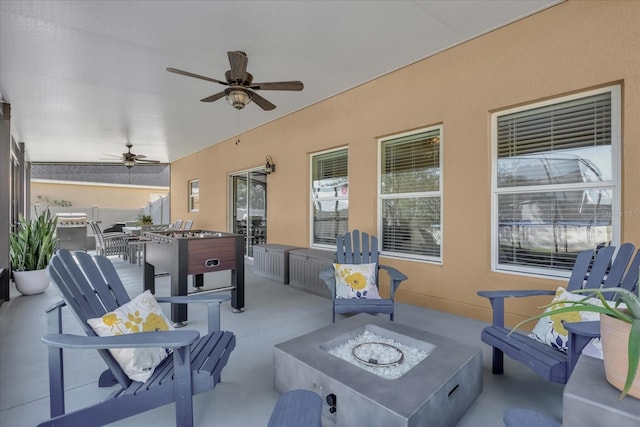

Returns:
0,0,560,164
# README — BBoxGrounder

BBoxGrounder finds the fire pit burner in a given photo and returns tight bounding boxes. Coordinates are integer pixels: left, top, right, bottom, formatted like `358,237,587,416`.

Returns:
326,329,430,379
351,342,404,367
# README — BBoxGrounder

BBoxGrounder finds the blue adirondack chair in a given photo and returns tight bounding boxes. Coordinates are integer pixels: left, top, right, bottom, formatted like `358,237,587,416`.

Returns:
478,243,639,384
40,249,236,427
320,229,408,322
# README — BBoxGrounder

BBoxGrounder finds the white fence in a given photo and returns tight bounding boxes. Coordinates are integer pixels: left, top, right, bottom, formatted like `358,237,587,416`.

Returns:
33,195,171,250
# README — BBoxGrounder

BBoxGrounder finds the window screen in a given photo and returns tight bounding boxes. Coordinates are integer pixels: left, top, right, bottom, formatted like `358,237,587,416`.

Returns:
379,127,442,260
493,88,618,275
311,148,348,246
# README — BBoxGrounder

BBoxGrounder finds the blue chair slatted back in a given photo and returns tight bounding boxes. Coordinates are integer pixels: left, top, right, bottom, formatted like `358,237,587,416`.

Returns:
337,230,380,284
602,244,640,301
48,249,133,388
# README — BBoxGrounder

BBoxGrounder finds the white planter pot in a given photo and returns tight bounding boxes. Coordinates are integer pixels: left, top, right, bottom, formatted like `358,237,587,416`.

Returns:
13,268,50,295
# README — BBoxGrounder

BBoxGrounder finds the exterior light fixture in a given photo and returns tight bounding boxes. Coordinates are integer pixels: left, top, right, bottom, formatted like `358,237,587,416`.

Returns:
265,155,275,174
226,88,252,110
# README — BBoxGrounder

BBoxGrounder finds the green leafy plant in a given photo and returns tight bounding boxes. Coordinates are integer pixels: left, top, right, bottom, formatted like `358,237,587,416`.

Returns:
9,208,59,271
137,214,153,225
36,195,72,207
513,287,640,398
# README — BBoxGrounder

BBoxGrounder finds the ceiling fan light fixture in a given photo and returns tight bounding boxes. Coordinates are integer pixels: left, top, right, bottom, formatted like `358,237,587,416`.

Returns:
123,159,136,168
226,88,251,110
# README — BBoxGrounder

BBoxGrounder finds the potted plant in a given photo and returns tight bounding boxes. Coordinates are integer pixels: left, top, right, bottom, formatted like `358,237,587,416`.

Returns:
137,214,153,225
9,207,58,295
513,287,640,399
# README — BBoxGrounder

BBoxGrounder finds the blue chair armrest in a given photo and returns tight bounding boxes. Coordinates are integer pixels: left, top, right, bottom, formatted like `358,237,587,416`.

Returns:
45,299,66,313
477,289,556,299
379,264,408,297
477,289,556,327
563,320,601,338
155,294,231,304
563,320,601,377
156,294,230,332
41,330,200,350
319,266,336,298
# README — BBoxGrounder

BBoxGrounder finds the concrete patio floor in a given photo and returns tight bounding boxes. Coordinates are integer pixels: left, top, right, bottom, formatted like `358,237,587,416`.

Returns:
0,255,564,426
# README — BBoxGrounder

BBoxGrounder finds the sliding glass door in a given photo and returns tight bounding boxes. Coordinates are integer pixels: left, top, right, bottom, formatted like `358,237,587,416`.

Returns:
230,169,267,257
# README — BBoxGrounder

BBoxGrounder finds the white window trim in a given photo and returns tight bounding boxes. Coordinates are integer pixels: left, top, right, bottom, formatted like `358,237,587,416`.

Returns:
188,179,199,213
490,85,621,277
309,146,349,249
377,125,444,263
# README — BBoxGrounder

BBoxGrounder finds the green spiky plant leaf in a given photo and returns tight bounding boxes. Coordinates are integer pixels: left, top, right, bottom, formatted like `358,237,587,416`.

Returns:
9,208,58,271
511,287,640,399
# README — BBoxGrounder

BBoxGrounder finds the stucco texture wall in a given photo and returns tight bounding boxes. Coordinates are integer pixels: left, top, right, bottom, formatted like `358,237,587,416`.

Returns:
32,181,168,209
170,1,640,326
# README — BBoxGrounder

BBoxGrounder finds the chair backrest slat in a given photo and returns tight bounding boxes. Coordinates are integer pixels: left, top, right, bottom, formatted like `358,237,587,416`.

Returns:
54,250,107,321
49,256,100,329
336,230,380,267
75,251,129,311
601,243,635,288
93,255,132,304
360,231,370,263
618,248,640,293
582,246,616,289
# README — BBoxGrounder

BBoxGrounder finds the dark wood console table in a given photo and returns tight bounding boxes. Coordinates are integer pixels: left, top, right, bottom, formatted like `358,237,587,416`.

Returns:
143,230,245,325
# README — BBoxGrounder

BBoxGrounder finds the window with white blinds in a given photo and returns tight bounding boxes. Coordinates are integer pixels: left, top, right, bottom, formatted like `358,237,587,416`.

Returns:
493,86,620,276
311,148,348,247
379,126,442,261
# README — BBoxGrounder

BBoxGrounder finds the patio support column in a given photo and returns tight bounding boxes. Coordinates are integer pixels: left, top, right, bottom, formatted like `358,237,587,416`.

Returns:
0,103,11,302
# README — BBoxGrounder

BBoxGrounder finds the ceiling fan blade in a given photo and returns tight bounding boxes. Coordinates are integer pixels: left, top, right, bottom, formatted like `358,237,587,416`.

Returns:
167,67,228,86
227,51,248,82
200,91,227,103
101,153,121,158
249,81,304,91
250,91,276,111
135,159,161,163
132,154,147,159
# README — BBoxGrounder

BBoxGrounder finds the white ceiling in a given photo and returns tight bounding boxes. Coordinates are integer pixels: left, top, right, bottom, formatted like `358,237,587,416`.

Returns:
0,0,560,164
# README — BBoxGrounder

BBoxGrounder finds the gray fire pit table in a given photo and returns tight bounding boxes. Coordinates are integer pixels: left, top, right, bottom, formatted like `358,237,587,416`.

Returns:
274,313,482,427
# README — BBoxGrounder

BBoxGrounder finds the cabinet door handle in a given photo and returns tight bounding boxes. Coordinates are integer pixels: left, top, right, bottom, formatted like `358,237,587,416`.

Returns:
205,258,220,268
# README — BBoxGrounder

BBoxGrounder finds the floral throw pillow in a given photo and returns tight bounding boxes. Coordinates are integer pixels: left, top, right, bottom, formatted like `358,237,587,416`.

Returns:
529,286,612,354
87,290,174,383
334,263,380,299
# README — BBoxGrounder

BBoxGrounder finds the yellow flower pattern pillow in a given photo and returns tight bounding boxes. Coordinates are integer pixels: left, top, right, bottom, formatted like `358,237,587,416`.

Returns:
87,290,173,383
529,287,606,353
334,263,380,299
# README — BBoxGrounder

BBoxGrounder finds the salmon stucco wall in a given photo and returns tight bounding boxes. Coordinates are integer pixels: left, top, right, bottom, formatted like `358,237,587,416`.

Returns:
32,181,168,209
170,1,640,326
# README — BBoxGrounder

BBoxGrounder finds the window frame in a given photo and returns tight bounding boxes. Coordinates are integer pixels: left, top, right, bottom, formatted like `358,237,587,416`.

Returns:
309,146,349,249
377,125,444,263
188,179,199,213
491,85,621,278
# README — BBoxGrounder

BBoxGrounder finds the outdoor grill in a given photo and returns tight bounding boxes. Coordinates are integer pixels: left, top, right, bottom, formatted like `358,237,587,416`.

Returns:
55,213,88,251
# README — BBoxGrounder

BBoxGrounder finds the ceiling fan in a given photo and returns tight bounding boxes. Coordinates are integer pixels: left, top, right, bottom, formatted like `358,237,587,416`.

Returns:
167,51,304,111
102,143,161,168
